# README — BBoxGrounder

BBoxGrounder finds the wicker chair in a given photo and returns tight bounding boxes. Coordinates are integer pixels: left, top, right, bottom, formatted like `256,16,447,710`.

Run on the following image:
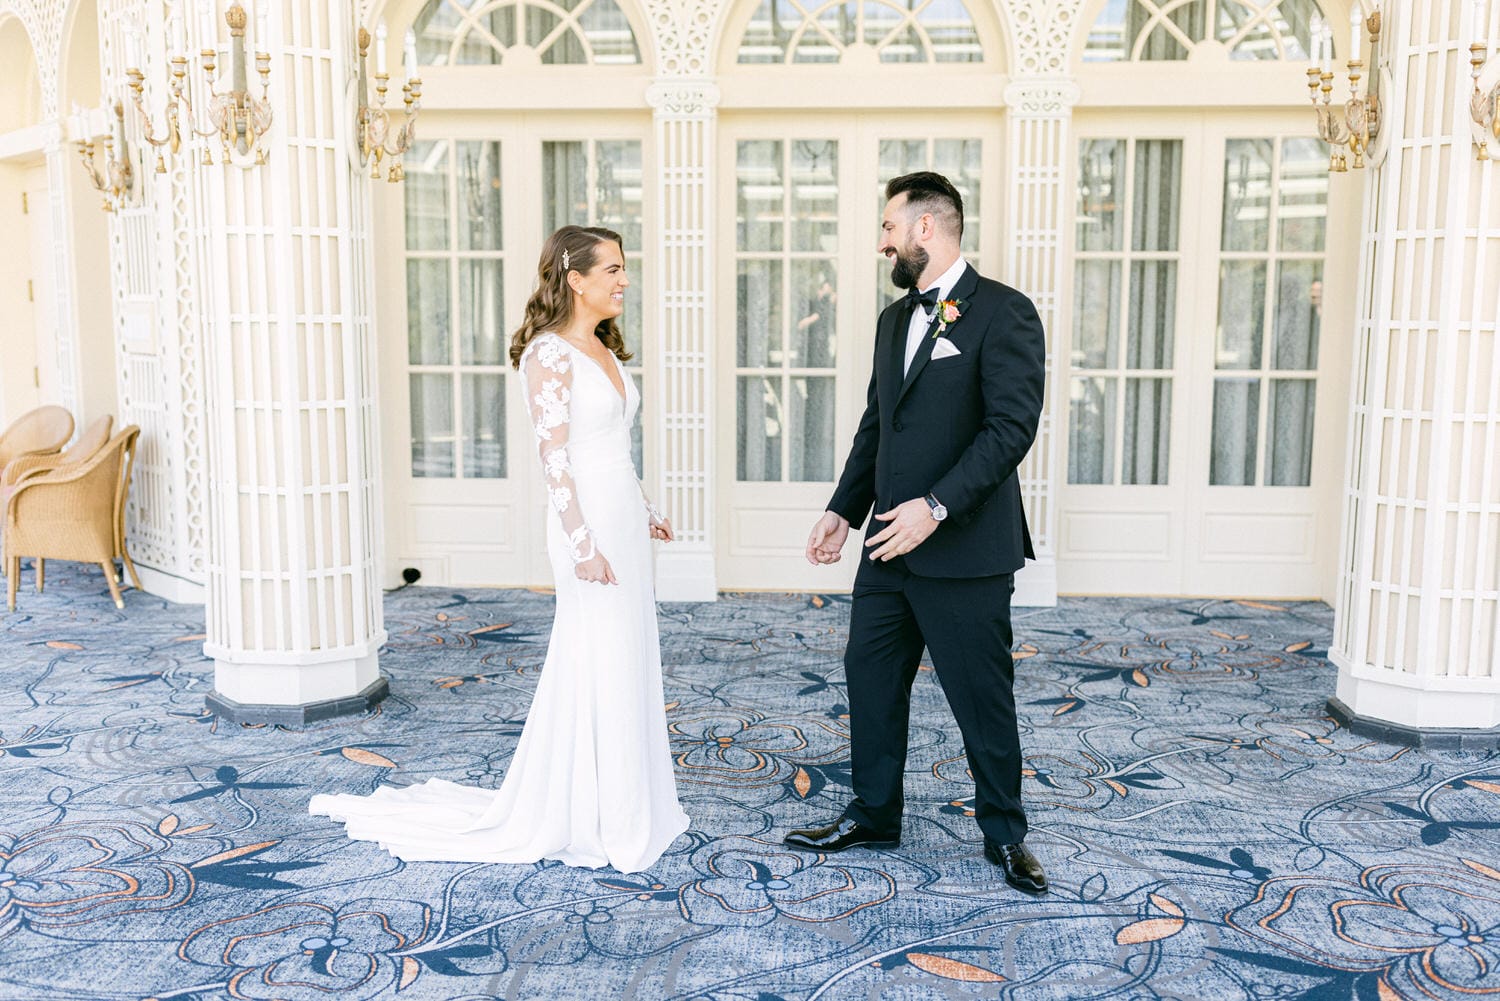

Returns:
4,426,142,611
0,405,75,477
1,415,113,491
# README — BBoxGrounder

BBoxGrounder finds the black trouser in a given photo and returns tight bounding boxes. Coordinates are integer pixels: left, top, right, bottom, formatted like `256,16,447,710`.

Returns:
841,556,1025,844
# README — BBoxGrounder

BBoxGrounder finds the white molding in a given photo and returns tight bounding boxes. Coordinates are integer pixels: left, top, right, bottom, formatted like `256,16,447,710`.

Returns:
212,646,383,706
133,562,207,604
1014,552,1057,607
655,544,717,602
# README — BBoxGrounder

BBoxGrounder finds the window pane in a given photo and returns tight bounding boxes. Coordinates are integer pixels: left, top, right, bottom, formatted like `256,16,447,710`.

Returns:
1222,138,1273,252
1072,260,1121,369
1127,260,1175,369
737,259,783,367
1132,140,1181,252
1216,260,1267,369
737,0,794,62
410,373,455,478
622,256,644,359
737,140,784,252
577,0,641,64
407,259,451,365
1211,378,1259,485
596,140,644,250
461,373,505,478
1123,377,1171,485
405,141,450,251
738,376,783,481
934,139,983,254
542,141,587,235
1273,260,1322,370
1267,378,1315,486
790,260,838,367
1279,137,1329,252
791,140,838,252
458,260,504,366
1069,376,1116,484
1077,139,1125,253
414,1,466,66
457,141,502,252
789,376,835,481
924,0,983,62
629,371,643,477
1085,0,1128,61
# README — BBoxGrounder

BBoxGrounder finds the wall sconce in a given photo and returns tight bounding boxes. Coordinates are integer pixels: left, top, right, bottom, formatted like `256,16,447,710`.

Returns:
73,101,135,212
1471,0,1500,160
125,0,273,172
356,21,421,182
1306,5,1381,173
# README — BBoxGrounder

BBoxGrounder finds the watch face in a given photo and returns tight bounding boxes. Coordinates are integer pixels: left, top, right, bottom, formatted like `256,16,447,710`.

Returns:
932,504,947,521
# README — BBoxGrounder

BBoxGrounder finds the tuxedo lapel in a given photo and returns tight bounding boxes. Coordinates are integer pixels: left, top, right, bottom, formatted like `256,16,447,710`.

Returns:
881,299,914,401
897,264,980,406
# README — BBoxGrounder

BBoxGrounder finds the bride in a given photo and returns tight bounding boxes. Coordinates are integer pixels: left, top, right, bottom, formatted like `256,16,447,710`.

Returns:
311,225,691,873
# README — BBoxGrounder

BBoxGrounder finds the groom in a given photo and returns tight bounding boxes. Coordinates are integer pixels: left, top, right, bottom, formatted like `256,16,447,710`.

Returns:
784,171,1048,894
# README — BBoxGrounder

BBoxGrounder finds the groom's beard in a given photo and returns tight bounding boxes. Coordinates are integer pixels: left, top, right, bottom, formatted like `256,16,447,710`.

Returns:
889,243,929,290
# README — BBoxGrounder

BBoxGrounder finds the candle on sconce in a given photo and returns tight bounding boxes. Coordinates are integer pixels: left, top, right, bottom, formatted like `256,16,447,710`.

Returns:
375,21,388,76
1309,15,1322,66
404,29,418,80
169,8,186,55
1322,21,1333,73
1478,0,1488,45
253,0,267,47
1349,6,1361,63
199,0,216,46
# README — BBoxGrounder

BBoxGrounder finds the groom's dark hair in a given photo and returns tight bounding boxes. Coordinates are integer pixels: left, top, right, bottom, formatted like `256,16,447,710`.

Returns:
885,171,964,239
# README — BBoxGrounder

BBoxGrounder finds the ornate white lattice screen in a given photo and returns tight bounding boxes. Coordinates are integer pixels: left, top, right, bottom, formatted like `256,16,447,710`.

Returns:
413,0,640,64
1084,0,1321,61
737,0,983,63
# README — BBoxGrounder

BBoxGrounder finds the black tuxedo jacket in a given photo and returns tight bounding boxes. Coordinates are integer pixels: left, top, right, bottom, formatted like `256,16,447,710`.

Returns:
827,264,1046,578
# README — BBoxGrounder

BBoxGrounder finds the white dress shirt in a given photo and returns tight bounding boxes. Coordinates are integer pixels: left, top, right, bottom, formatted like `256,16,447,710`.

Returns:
903,256,970,376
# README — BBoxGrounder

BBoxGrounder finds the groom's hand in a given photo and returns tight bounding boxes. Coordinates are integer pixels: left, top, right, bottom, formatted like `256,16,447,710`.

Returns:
806,511,849,566
865,498,939,561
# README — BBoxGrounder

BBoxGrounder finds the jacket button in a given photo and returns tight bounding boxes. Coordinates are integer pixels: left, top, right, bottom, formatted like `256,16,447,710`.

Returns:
893,421,904,432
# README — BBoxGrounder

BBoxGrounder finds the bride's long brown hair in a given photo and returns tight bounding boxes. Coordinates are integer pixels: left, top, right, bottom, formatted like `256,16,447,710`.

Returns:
508,225,634,369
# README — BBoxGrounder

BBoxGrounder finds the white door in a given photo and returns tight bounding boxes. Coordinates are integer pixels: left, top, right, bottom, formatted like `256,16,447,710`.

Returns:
716,114,999,590
379,118,650,587
1059,111,1352,596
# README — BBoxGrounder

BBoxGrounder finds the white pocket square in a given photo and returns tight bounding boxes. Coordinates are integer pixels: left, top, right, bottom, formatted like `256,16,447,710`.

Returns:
931,337,961,360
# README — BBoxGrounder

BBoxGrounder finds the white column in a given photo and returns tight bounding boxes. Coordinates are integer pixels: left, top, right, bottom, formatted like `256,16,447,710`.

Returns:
646,78,718,601
198,0,387,723
1003,78,1079,608
1330,0,1500,744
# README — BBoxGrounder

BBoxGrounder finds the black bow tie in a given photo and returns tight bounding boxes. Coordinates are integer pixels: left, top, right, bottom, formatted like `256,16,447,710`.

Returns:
905,287,940,314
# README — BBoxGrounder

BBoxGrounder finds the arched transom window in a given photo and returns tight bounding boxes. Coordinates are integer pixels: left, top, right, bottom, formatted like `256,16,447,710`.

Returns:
1085,0,1321,62
414,0,640,65
737,0,983,64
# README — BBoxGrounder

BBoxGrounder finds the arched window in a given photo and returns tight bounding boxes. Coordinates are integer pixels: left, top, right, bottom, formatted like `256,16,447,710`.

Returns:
1084,0,1321,62
737,0,983,64
413,0,640,66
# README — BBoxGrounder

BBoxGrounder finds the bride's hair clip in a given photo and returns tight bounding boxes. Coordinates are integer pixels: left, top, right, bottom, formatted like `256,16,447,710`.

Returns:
561,249,571,271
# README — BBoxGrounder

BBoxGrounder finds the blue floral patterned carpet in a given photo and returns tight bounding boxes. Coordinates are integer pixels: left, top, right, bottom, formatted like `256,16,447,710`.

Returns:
2,562,1500,1001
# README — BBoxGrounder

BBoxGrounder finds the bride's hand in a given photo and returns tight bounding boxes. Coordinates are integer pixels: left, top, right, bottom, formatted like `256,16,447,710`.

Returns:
649,517,675,543
575,552,618,585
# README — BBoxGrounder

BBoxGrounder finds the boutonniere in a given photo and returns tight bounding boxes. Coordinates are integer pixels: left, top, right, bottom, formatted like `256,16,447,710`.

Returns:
932,299,963,338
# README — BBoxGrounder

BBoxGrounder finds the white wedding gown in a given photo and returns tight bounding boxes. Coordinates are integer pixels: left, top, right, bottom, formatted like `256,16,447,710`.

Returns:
310,332,690,873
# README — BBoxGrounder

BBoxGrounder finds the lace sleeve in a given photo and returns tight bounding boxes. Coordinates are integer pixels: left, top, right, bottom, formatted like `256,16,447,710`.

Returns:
638,480,665,527
521,337,597,564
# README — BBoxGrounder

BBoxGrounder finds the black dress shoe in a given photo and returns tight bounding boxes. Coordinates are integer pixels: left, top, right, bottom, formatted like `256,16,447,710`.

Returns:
984,839,1048,894
783,817,900,852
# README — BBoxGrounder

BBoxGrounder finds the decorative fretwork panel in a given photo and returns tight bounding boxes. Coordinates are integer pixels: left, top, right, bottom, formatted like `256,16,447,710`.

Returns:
1085,0,1321,62
413,0,640,65
737,0,984,64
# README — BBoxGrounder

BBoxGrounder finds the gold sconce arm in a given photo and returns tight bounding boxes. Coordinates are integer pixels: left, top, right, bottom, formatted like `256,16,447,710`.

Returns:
73,101,135,212
355,21,421,183
1306,6,1383,175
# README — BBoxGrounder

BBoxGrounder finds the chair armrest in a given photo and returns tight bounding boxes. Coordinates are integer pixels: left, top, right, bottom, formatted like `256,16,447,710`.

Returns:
1,454,62,486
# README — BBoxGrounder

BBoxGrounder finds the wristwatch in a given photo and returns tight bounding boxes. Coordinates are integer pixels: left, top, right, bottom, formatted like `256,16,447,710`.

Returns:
924,493,948,522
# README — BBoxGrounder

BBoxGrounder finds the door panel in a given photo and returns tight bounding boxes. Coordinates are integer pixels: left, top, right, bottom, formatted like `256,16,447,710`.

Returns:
1060,111,1352,597
716,115,1001,590
379,118,651,588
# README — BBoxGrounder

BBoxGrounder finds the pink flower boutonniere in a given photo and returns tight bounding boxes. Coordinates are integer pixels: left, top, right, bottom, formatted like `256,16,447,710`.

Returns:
933,299,963,338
